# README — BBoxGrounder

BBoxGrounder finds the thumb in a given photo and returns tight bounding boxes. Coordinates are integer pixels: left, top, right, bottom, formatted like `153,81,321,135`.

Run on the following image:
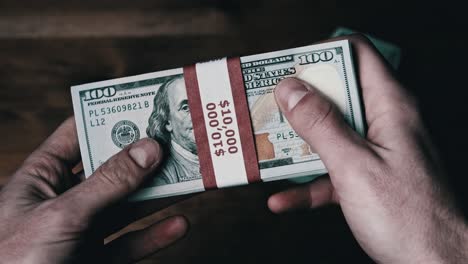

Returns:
58,138,163,219
274,78,369,174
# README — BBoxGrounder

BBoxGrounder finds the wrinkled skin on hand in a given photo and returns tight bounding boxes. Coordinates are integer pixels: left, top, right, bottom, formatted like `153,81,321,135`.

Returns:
268,35,468,263
0,118,188,264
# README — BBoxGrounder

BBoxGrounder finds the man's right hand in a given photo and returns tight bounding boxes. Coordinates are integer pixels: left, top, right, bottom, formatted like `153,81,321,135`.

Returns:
268,35,468,263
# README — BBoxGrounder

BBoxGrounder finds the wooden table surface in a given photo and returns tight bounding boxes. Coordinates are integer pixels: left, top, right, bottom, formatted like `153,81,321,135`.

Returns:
1,1,467,263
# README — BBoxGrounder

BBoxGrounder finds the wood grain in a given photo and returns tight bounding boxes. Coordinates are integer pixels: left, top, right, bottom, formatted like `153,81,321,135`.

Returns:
0,10,236,38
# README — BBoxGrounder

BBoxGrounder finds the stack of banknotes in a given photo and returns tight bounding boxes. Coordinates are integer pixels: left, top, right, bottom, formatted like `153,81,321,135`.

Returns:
72,40,365,201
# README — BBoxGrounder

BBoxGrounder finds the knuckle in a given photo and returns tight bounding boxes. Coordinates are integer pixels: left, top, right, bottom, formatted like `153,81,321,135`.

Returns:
363,153,395,189
393,100,422,126
56,116,76,132
22,153,65,185
64,116,76,125
348,149,383,175
95,155,140,193
42,201,68,223
302,99,335,133
39,200,88,231
347,33,373,48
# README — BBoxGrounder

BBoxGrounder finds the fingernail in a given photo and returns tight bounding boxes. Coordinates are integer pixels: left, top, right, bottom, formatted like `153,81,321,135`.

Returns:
275,78,309,111
267,195,288,214
166,216,189,239
155,216,189,247
129,139,161,169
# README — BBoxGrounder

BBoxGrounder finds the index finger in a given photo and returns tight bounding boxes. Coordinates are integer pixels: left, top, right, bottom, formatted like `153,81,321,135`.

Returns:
321,35,421,148
23,116,81,168
349,35,415,126
328,35,414,125
13,117,81,193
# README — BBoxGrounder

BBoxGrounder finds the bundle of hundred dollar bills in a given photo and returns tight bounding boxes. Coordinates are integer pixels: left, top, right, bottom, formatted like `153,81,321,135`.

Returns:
72,40,365,201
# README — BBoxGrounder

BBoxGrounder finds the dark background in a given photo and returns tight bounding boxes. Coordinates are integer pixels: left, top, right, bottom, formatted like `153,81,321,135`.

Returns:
1,1,467,263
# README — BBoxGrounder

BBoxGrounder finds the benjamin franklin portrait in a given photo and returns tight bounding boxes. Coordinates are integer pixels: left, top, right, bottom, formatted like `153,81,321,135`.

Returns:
146,75,202,186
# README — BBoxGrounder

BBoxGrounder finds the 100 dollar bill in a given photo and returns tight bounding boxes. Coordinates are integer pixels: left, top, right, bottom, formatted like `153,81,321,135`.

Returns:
71,40,364,201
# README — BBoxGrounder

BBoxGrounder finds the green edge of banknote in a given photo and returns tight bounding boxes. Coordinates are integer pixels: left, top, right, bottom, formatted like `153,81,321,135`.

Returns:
331,27,402,69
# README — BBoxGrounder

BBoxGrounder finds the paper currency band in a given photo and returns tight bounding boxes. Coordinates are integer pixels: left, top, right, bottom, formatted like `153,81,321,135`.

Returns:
184,57,260,189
